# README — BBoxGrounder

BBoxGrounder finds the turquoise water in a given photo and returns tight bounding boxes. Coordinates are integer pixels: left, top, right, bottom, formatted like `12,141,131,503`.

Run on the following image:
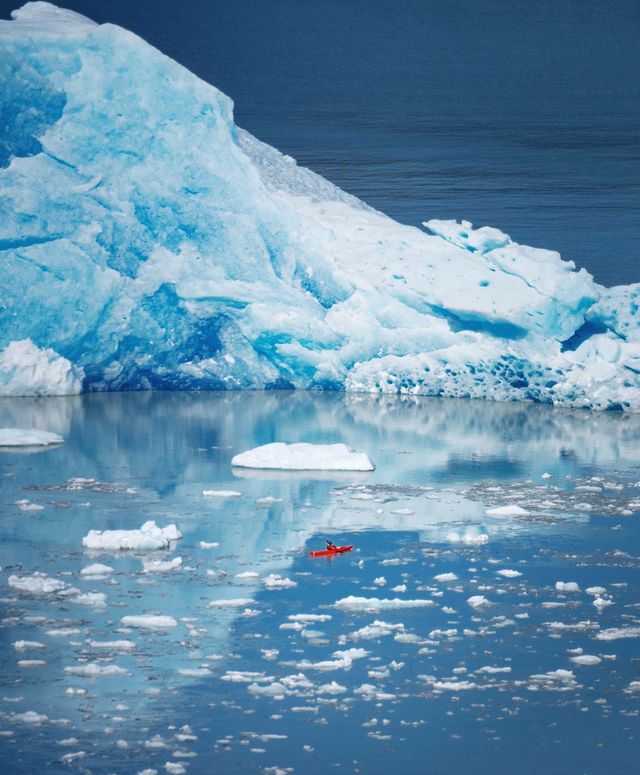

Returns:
1,391,639,773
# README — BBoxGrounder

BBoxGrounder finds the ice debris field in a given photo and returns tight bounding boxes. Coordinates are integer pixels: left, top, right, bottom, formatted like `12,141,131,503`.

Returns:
1,390,640,774
0,2,638,409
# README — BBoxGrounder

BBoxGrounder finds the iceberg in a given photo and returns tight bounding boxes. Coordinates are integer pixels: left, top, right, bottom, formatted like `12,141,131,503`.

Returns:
0,3,638,409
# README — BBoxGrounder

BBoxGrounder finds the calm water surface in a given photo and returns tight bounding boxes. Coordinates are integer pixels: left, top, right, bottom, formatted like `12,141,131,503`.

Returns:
1,391,639,774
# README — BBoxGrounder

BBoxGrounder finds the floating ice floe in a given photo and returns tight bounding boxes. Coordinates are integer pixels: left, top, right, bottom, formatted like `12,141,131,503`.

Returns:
142,557,182,573
88,640,136,651
263,574,297,589
208,598,255,608
527,669,580,692
596,626,640,641
13,640,45,651
347,621,405,641
80,563,113,577
82,521,181,551
570,655,602,666
334,596,434,612
202,489,242,498
0,428,64,446
496,569,522,578
555,581,580,593
120,614,177,629
467,595,491,609
231,443,374,471
9,572,77,597
434,572,458,582
485,505,529,517
64,662,130,677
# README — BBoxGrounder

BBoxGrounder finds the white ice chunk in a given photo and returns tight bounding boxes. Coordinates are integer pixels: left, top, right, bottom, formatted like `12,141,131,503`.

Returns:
142,557,182,573
80,563,113,576
0,428,64,446
64,662,129,677
555,581,580,593
486,505,529,517
263,574,297,589
467,595,491,609
82,521,181,552
434,572,458,582
231,442,374,471
334,596,434,612
596,626,640,641
570,655,602,666
120,615,177,629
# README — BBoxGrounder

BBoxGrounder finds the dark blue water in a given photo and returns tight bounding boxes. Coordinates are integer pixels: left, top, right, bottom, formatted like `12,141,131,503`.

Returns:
3,0,636,286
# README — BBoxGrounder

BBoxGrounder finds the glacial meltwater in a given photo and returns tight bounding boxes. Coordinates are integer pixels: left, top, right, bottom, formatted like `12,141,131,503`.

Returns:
1,391,639,774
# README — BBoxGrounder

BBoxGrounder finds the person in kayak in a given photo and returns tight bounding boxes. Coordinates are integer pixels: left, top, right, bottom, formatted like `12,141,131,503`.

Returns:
326,540,337,551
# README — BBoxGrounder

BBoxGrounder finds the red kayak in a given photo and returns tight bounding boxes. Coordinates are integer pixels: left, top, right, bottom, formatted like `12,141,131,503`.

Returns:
309,545,353,558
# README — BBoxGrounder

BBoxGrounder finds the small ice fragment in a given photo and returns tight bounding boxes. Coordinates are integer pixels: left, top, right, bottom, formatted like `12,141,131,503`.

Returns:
199,541,219,549
0,428,63,446
434,573,458,582
202,490,242,498
80,563,113,576
13,640,45,651
570,655,602,666
142,557,182,573
496,569,522,578
555,581,580,593
486,505,529,517
64,663,129,677
334,596,434,612
467,595,491,609
209,598,254,608
263,574,297,589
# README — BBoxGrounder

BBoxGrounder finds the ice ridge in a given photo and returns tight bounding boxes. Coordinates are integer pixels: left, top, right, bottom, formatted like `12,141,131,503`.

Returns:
0,3,638,409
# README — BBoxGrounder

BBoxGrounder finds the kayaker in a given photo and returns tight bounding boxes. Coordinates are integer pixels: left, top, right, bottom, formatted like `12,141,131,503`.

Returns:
326,540,337,551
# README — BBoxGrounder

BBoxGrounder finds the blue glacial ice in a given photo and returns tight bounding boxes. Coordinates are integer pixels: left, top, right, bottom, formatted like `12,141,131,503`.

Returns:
0,2,638,409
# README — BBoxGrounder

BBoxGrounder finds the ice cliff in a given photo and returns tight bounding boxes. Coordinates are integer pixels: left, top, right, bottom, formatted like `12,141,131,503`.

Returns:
1,2,638,409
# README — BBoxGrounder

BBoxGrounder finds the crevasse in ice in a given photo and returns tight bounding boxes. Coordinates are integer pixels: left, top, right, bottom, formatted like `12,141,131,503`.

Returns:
0,2,638,409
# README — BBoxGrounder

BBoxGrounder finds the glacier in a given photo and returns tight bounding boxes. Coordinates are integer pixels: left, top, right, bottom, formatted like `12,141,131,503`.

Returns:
0,2,638,409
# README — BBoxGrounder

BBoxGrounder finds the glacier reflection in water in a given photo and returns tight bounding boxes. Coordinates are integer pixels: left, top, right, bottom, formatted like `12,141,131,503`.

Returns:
0,391,639,774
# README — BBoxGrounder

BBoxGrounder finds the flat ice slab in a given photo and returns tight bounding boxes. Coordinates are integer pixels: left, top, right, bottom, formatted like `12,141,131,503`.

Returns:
82,520,181,551
0,428,64,446
231,442,374,471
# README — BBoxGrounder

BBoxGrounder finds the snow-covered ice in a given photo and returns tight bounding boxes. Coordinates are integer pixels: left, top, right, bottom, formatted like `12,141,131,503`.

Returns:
231,443,374,471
